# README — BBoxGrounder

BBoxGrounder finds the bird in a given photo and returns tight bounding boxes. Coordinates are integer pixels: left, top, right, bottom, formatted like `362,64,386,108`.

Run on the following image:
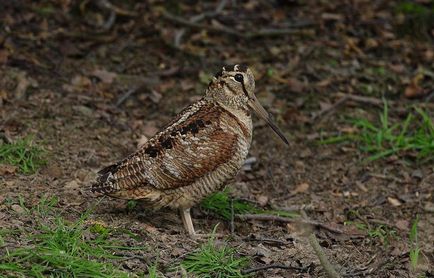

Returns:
91,64,288,236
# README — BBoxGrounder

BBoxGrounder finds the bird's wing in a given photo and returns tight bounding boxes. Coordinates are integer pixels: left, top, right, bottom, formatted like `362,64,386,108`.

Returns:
91,100,241,199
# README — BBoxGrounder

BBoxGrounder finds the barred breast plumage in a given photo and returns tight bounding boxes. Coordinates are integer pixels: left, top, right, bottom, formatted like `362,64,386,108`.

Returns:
91,64,288,236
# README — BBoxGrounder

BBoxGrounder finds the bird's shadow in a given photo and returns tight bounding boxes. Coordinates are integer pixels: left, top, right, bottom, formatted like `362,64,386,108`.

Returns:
92,198,183,232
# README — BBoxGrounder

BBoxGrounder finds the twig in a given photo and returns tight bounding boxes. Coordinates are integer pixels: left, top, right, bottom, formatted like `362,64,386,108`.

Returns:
241,264,306,275
301,210,341,278
334,92,387,107
115,76,160,107
102,11,116,31
173,0,228,47
425,90,434,102
368,173,403,183
244,236,289,246
0,131,12,144
96,0,137,16
230,198,235,234
235,214,343,234
162,11,312,39
423,204,434,213
308,233,341,278
270,204,315,212
312,95,349,121
116,87,138,107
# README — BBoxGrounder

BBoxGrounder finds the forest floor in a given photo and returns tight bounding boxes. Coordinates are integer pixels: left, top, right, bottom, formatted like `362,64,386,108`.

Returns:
0,1,433,277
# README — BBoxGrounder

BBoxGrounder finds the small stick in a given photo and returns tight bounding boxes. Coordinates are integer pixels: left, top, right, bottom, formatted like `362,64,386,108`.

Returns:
174,0,228,47
312,95,349,121
308,233,341,278
270,204,316,212
96,0,137,16
301,210,341,278
368,173,403,183
241,264,305,275
244,236,288,246
162,11,312,39
334,92,386,107
230,198,235,234
235,214,343,234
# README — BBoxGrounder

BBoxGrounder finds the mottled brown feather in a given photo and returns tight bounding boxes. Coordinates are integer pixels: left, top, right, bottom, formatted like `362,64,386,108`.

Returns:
91,100,245,206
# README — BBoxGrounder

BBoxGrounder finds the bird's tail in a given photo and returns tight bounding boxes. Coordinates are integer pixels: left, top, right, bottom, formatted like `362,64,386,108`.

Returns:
90,163,120,194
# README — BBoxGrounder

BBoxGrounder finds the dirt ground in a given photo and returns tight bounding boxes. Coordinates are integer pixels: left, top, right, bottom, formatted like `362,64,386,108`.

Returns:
1,1,433,277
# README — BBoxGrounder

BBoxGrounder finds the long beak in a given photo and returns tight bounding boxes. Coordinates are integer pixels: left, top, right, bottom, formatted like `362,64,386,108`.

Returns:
248,95,289,145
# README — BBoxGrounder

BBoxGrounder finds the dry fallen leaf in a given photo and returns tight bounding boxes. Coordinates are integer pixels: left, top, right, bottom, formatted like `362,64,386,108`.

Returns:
0,90,8,106
389,64,405,74
149,90,163,103
0,49,9,64
15,72,38,99
387,196,402,207
287,77,305,93
291,183,310,195
91,69,117,84
11,204,26,214
404,83,425,98
71,75,91,87
256,195,269,207
405,71,426,98
65,179,80,189
0,164,18,175
395,219,409,231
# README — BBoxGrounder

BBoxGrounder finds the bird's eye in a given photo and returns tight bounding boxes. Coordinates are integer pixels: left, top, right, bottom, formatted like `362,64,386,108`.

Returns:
234,74,243,83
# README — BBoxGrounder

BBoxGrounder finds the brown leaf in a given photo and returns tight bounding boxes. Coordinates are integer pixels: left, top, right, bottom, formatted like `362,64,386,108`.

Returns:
365,38,379,48
291,183,309,195
404,83,425,98
0,49,9,64
149,90,162,103
387,197,402,207
11,204,26,214
91,69,117,84
71,75,91,87
256,195,269,207
15,72,38,99
321,13,344,21
424,49,433,61
389,64,405,74
0,164,18,175
65,180,80,189
42,164,63,179
395,219,409,231
315,78,333,88
287,78,305,93
0,90,7,106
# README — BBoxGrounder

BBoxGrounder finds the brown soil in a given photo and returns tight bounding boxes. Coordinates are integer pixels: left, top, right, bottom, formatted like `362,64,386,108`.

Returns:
1,1,433,277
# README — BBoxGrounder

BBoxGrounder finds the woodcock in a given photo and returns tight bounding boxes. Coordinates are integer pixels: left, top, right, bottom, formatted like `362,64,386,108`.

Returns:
91,64,288,236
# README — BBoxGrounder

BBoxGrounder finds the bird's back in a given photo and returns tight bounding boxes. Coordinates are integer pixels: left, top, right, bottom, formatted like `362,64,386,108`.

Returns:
91,99,252,209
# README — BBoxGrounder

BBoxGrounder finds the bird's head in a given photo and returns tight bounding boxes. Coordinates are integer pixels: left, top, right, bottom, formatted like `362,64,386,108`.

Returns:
206,64,288,145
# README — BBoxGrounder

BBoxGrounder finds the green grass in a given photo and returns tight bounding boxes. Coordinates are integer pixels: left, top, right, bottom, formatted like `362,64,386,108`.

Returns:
395,1,434,40
181,230,249,278
201,189,298,220
0,198,146,278
321,101,434,161
0,136,46,174
344,221,398,245
147,258,163,278
409,216,420,271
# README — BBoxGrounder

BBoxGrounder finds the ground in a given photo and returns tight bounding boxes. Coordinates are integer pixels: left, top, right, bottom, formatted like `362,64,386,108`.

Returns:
0,1,433,277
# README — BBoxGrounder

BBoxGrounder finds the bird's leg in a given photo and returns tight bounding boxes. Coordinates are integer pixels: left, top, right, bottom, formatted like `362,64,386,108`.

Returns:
180,208,196,236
